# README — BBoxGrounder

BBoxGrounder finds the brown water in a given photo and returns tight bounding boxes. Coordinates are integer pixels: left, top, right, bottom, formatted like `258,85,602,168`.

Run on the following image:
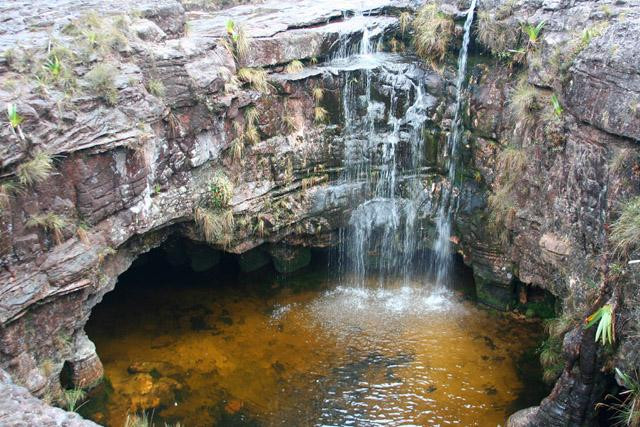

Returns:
83,251,546,426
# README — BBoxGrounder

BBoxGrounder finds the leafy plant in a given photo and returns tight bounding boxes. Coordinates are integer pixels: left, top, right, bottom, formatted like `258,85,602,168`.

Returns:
17,152,54,186
208,173,233,209
5,104,21,127
551,93,563,117
26,213,67,244
585,304,614,346
611,197,640,255
285,60,304,74
412,3,454,63
85,63,118,105
225,19,250,61
523,20,546,46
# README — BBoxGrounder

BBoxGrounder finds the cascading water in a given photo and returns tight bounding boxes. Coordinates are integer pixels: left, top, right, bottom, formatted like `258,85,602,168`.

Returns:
330,19,431,287
432,0,477,287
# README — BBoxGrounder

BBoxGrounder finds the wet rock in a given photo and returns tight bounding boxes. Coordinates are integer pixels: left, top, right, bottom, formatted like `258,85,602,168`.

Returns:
268,244,312,274
238,247,271,273
473,272,516,311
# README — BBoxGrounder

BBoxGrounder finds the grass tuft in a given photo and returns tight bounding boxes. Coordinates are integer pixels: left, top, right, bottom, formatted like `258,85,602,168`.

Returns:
412,3,454,64
17,152,54,187
476,10,519,56
611,197,640,255
285,60,304,74
510,78,540,127
314,106,329,124
147,78,165,98
237,67,271,93
208,173,233,209
85,63,118,105
26,213,67,244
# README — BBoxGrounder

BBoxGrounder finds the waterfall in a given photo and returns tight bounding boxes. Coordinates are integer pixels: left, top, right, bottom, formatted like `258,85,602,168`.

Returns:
330,20,430,288
432,0,477,287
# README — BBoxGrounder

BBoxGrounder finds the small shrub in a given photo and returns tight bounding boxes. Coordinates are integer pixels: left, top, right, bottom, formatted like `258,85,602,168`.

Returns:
85,64,118,105
17,152,54,186
147,78,165,98
285,60,304,74
26,213,67,244
208,173,233,209
412,3,454,63
611,197,640,255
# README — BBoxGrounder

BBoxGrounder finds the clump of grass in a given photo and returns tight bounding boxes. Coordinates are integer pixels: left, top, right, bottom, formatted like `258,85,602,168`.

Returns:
17,152,54,186
475,11,520,56
597,369,640,427
85,63,118,105
225,19,250,62
194,206,234,245
314,106,328,124
0,181,17,211
539,334,564,384
6,103,25,140
312,87,324,103
43,55,62,78
412,3,454,64
488,146,527,233
76,223,90,245
26,213,67,244
550,93,563,117
282,115,296,133
237,67,271,93
62,387,87,412
510,78,540,127
124,412,151,427
398,11,412,36
611,197,640,255
231,138,244,162
285,59,304,74
146,78,165,98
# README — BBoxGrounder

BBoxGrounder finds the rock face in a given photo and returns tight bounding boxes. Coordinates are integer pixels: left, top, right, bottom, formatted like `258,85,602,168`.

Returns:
0,0,639,425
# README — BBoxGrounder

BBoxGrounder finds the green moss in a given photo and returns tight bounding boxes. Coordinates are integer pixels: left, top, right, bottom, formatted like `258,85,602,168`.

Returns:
474,273,516,311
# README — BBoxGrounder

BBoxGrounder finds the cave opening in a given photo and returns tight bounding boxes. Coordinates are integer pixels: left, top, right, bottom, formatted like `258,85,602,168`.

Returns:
79,236,548,426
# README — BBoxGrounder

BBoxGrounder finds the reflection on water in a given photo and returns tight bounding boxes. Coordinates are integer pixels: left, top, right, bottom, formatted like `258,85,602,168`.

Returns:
83,250,546,426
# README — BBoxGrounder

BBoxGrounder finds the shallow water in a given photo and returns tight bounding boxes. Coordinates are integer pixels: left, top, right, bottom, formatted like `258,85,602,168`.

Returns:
83,252,546,426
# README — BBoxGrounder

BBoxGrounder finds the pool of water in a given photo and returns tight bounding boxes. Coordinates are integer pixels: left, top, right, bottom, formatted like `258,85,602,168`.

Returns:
83,250,546,426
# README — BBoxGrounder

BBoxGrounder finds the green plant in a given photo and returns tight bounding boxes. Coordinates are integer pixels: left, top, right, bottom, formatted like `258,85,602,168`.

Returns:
611,197,640,254
6,103,23,128
539,334,564,384
85,63,118,105
523,20,546,46
237,67,271,93
26,213,67,244
62,387,87,412
585,304,614,346
550,93,563,117
17,152,54,186
285,59,304,74
231,138,244,161
0,180,17,211
208,173,233,209
412,3,454,63
225,19,250,61
147,79,165,98
488,146,527,234
43,54,62,78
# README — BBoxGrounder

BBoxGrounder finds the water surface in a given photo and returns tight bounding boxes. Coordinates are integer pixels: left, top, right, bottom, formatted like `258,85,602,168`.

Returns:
84,252,546,426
